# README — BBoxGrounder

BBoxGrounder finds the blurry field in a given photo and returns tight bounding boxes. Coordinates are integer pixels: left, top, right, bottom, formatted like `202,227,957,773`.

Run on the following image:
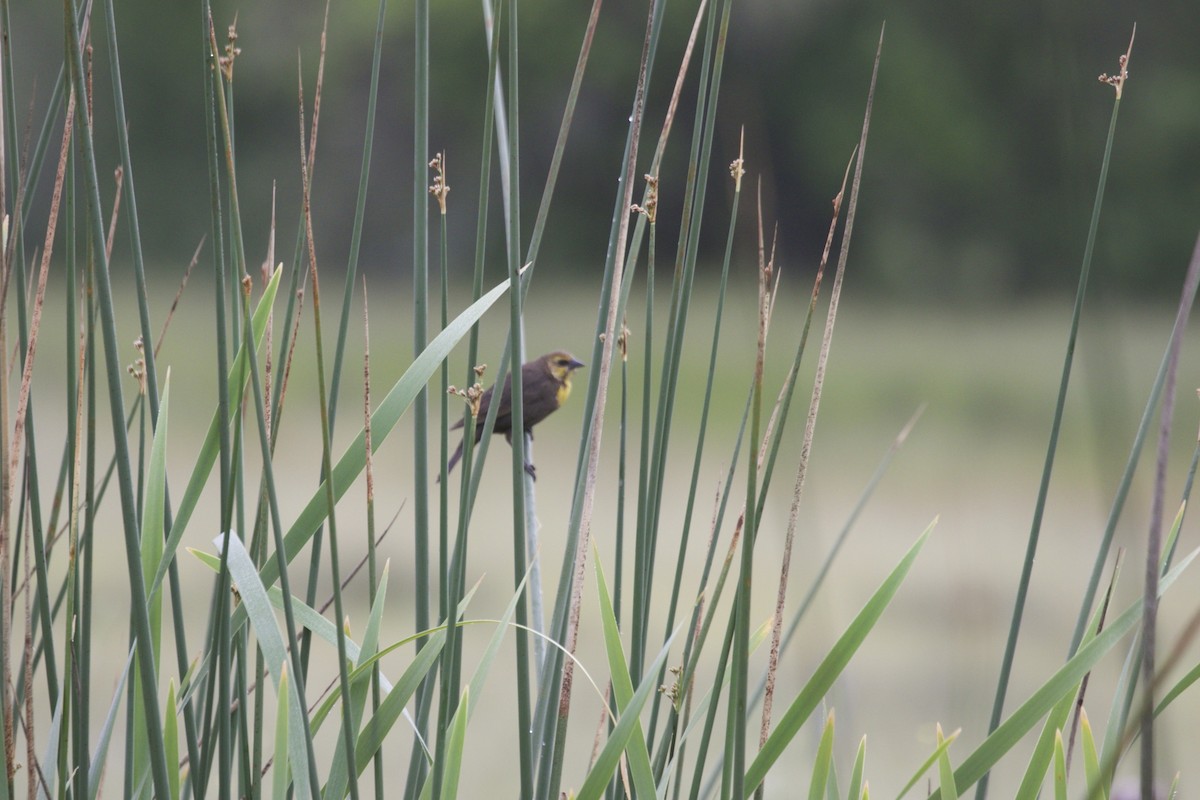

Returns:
27,268,1200,794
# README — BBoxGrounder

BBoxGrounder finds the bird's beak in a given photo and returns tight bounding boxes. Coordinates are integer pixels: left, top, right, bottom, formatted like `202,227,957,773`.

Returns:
568,358,585,370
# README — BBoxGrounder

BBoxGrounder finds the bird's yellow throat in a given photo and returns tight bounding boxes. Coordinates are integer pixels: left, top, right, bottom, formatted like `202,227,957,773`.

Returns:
556,376,573,407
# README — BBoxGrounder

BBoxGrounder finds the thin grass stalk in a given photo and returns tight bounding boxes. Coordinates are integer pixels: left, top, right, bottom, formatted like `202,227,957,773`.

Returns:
100,0,208,773
62,1,174,794
195,3,232,795
504,0,541,794
531,5,672,783
975,30,1131,800
404,2,434,795
688,611,737,800
633,0,729,684
79,234,98,800
323,0,385,430
435,159,450,610
750,150,854,528
6,91,68,744
647,139,742,756
431,148,465,800
757,155,858,785
63,128,82,799
234,282,321,798
205,17,256,794
543,9,654,799
296,22,331,701
362,284,385,800
299,160,361,799
1139,231,1200,794
726,184,771,800
294,42,356,793
466,0,503,395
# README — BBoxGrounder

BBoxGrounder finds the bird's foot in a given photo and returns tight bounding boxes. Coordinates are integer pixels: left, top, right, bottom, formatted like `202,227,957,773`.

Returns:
524,461,537,480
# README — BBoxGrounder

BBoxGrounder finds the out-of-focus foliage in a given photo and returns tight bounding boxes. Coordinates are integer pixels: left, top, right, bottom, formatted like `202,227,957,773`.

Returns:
9,0,1197,298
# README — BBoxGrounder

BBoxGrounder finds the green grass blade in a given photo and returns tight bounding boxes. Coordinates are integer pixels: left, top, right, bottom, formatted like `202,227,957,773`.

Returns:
1051,731,1066,800
980,38,1131,800
894,730,959,800
322,562,390,800
745,522,932,797
808,712,835,800
164,682,180,800
257,276,511,593
90,648,136,800
273,665,291,800
150,265,282,597
846,736,866,800
216,532,312,800
936,725,958,800
438,687,469,800
928,545,1200,800
576,627,680,800
1079,709,1107,800
594,551,657,800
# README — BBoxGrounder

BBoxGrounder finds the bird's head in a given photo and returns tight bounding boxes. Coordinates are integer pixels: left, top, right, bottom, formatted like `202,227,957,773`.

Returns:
543,351,585,403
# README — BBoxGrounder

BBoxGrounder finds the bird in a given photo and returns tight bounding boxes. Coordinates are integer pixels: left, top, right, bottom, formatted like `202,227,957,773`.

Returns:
446,351,585,479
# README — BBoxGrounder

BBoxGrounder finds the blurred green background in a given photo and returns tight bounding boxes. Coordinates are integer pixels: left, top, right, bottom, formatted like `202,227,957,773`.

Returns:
8,0,1199,299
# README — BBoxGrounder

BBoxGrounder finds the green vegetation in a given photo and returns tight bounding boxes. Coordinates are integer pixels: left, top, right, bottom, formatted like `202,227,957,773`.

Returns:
0,3,1198,799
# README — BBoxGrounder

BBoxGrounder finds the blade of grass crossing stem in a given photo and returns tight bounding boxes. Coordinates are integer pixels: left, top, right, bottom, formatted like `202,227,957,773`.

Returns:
254,278,510,596
744,522,932,797
355,628,446,775
595,551,657,799
323,562,391,800
977,33,1132,800
1013,581,1114,799
273,665,291,800
216,532,313,800
926,545,1199,800
576,627,680,800
150,267,281,596
63,4,173,795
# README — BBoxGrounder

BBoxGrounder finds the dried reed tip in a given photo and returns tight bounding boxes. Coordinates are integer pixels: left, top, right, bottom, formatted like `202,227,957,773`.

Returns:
617,324,631,360
113,165,123,182
631,174,659,222
729,156,745,183
241,274,252,295
127,343,147,395
1098,26,1135,99
219,21,241,81
473,363,487,378
428,152,450,214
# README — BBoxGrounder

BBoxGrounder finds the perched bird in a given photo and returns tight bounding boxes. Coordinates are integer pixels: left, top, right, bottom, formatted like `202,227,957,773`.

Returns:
446,351,585,479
